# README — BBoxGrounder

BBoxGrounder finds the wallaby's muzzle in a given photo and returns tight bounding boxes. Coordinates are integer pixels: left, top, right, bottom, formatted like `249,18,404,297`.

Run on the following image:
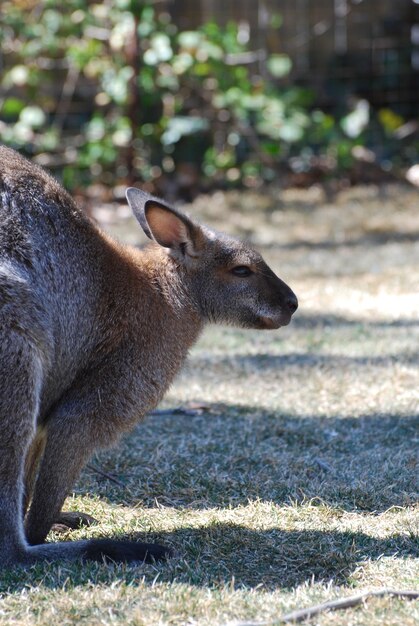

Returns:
256,267,298,329
259,299,297,329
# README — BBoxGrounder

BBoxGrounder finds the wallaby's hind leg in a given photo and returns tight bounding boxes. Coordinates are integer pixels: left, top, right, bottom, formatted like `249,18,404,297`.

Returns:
23,430,97,531
25,411,101,546
25,364,171,563
0,330,42,567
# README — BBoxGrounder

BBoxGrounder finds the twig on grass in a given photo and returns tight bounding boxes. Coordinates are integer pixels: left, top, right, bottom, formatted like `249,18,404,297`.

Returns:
86,463,126,488
224,588,419,625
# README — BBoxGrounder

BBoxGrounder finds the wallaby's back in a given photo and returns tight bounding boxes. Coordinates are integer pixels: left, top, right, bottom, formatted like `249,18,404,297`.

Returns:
0,147,127,408
0,145,96,265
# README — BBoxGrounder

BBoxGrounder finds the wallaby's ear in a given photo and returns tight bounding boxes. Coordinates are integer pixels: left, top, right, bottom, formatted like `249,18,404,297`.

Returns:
125,188,154,240
126,187,202,258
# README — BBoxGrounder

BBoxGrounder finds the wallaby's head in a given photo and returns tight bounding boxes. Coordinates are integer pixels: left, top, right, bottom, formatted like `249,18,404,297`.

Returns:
126,188,298,330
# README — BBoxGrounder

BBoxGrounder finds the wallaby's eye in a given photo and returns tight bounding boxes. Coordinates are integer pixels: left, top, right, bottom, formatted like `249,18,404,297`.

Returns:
231,265,252,278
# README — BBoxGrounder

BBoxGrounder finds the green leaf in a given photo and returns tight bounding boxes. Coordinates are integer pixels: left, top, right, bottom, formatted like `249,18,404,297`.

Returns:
150,33,173,62
241,94,266,110
1,97,25,117
178,31,203,50
19,106,46,128
161,116,209,145
200,41,223,61
270,13,283,29
277,120,304,142
6,65,29,87
43,9,62,34
267,54,292,78
261,141,281,157
341,100,369,138
172,52,194,75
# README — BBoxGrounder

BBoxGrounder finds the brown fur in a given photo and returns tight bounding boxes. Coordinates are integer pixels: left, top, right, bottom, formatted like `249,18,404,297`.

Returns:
0,146,297,567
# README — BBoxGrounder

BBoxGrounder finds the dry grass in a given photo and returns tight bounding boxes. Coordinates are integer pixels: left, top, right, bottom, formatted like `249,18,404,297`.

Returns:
0,184,417,625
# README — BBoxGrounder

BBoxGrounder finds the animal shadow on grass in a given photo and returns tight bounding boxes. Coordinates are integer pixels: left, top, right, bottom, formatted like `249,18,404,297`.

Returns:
0,525,417,592
161,524,419,589
90,406,419,514
0,407,417,593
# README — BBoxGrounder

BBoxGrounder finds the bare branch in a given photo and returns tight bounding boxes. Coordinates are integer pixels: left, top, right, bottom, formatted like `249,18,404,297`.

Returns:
223,589,419,626
53,64,80,133
86,463,126,488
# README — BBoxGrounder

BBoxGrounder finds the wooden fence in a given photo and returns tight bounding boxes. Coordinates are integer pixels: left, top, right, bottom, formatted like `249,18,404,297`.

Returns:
169,0,419,117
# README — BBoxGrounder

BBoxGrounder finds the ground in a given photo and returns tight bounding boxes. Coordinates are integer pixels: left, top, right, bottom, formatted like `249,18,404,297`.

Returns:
0,184,418,625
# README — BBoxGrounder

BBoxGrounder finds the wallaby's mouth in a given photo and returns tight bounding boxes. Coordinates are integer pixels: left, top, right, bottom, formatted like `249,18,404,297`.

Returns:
259,313,292,329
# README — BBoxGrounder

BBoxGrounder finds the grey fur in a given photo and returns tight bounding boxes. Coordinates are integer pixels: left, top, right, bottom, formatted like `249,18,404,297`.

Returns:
0,146,297,567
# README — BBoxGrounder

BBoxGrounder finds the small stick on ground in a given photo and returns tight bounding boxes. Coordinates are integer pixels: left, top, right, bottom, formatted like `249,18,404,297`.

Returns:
86,464,126,488
225,589,419,625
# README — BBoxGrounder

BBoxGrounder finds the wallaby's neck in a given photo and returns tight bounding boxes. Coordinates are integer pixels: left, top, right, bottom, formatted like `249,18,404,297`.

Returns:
125,243,197,313
113,241,204,351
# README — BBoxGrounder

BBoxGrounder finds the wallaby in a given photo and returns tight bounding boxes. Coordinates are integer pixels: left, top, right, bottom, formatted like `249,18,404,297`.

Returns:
0,145,298,568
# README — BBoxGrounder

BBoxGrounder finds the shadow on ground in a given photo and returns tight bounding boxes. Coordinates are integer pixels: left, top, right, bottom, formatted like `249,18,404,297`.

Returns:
273,228,419,251
0,524,417,593
157,524,419,589
84,406,418,514
292,313,419,330
186,350,419,370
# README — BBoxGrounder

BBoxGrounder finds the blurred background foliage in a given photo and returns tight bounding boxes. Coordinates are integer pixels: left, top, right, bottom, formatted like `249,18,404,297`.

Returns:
1,0,418,197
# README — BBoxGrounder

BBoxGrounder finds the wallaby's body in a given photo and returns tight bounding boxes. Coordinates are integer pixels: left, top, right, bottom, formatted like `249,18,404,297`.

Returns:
0,145,297,567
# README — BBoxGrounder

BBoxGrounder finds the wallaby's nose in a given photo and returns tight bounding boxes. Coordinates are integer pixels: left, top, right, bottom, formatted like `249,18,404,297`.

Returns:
287,295,298,313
